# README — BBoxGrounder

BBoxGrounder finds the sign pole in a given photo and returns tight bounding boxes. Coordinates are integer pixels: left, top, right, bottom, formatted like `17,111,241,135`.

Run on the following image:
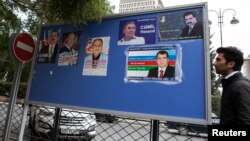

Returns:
3,61,23,141
3,32,35,140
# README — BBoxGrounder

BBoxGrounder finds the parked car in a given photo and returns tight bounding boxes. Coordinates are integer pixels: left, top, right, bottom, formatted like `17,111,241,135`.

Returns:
29,106,96,141
165,113,220,136
95,113,117,123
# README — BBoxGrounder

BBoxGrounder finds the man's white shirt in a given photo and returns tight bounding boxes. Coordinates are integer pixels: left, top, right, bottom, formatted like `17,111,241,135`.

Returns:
118,36,145,45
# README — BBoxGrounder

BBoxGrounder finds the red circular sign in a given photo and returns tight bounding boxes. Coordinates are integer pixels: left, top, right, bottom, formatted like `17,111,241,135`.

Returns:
13,33,35,62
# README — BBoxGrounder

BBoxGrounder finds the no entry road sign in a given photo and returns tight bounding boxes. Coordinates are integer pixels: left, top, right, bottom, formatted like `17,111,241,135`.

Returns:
13,33,35,62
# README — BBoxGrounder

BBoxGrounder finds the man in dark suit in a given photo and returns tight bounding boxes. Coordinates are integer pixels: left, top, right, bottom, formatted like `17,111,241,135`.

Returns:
180,11,203,38
148,50,175,80
37,30,58,63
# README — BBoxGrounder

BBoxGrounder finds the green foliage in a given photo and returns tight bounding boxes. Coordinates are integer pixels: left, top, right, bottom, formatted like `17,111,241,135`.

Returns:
210,35,221,116
0,81,10,95
0,2,22,33
212,93,221,117
0,81,27,98
0,1,22,82
0,51,16,81
17,82,28,98
48,0,114,24
7,0,114,34
21,62,32,82
210,48,221,96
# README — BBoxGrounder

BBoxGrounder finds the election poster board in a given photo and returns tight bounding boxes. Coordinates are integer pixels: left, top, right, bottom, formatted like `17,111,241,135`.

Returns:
27,3,210,125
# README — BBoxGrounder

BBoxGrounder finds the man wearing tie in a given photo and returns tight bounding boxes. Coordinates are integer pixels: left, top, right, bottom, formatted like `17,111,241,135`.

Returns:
180,11,203,39
147,50,175,80
37,30,59,63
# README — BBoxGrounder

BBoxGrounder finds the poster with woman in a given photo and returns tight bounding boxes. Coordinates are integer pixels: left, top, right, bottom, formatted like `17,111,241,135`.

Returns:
58,31,81,66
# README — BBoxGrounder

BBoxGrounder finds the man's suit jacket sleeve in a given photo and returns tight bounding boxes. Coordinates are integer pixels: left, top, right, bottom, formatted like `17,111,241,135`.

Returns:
180,26,189,37
148,67,158,77
164,66,175,78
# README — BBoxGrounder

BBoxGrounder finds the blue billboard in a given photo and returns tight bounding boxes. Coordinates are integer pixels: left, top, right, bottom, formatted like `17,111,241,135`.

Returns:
27,3,210,124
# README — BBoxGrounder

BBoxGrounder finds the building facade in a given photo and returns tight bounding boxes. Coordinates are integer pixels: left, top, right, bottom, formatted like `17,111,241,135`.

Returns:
119,0,164,13
242,56,250,80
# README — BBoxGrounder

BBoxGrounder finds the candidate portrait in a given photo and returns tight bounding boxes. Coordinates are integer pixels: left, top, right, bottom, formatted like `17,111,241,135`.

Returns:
148,50,175,80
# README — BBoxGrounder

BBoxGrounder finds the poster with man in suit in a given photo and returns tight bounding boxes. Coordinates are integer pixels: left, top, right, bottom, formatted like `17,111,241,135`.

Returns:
126,45,180,84
37,30,60,63
158,8,203,41
147,50,175,80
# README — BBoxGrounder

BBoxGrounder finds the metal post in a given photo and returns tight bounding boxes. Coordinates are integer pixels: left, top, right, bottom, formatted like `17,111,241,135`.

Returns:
52,108,61,140
18,104,29,141
3,61,23,141
209,8,239,47
219,9,223,47
150,120,159,141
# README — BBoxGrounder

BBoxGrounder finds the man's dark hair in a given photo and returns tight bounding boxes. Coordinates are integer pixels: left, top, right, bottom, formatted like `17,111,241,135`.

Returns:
50,30,58,35
156,50,169,58
183,11,196,18
123,21,136,29
216,46,244,71
92,38,103,45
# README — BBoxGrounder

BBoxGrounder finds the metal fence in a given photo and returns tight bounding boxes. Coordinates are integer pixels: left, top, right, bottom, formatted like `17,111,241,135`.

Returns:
0,102,208,141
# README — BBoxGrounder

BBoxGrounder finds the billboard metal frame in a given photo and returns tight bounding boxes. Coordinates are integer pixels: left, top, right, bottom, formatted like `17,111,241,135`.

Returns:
26,2,211,125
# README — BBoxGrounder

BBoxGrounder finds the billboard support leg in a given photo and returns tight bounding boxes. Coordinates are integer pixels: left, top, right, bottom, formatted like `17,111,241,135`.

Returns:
52,108,61,140
18,104,29,141
150,120,159,141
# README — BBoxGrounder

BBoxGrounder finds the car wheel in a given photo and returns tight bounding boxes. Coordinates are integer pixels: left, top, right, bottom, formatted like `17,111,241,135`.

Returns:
98,115,106,122
178,126,189,135
107,115,117,123
81,132,91,141
29,119,39,141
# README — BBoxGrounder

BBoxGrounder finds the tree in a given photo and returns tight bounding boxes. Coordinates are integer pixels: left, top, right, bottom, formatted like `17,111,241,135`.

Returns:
209,33,221,116
0,1,22,81
210,48,221,96
6,0,115,35
210,48,221,116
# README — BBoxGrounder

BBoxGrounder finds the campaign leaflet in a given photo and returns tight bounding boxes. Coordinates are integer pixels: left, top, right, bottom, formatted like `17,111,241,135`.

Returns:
37,29,61,64
126,45,180,83
118,17,156,45
158,8,203,41
82,36,110,76
58,31,81,66
58,51,78,66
